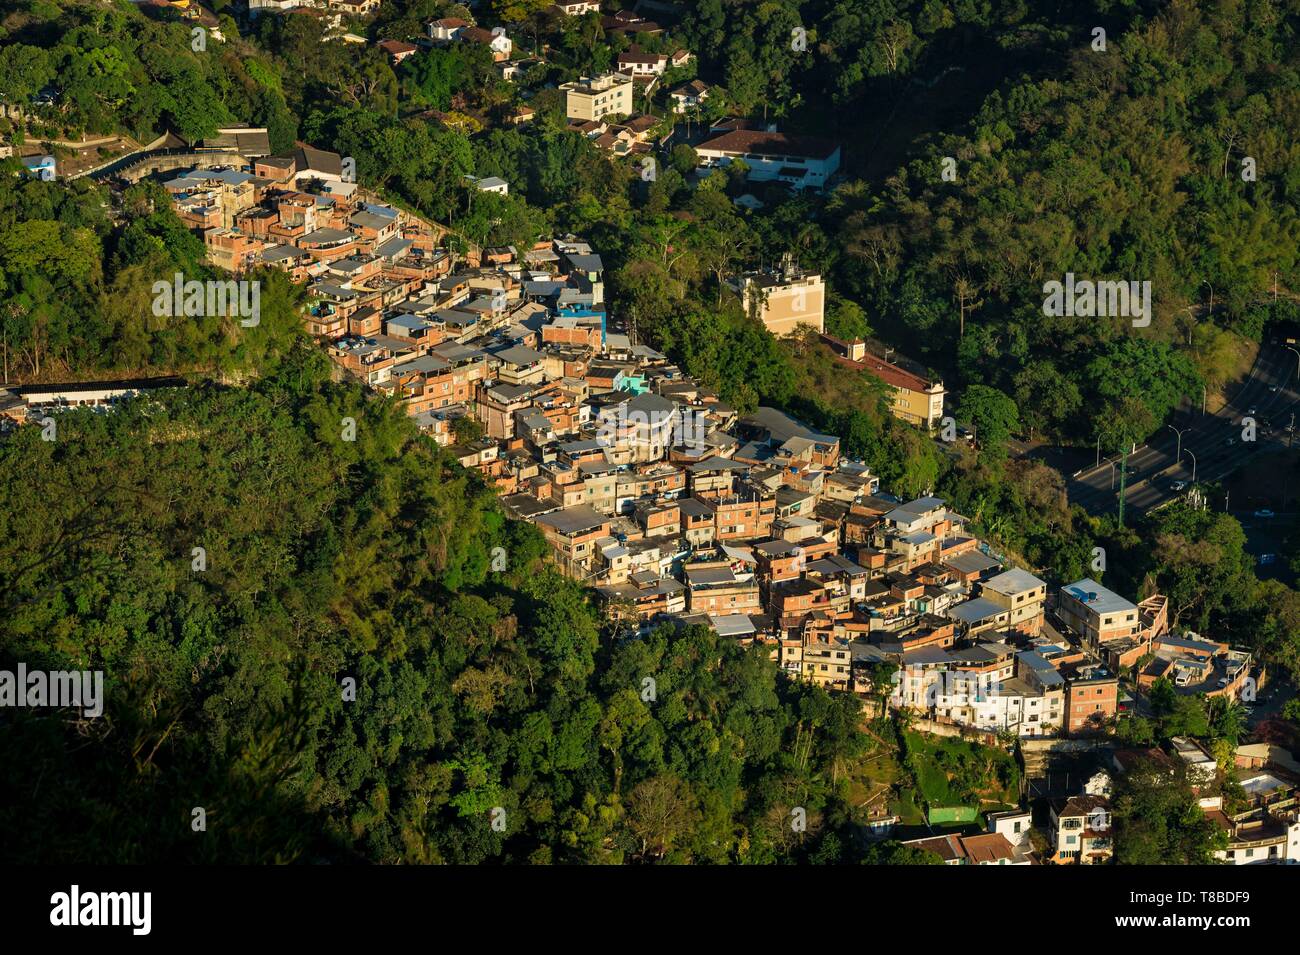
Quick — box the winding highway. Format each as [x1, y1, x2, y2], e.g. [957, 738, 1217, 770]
[1067, 342, 1300, 518]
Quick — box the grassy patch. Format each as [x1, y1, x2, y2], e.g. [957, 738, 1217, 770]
[903, 731, 1020, 811]
[840, 719, 926, 824]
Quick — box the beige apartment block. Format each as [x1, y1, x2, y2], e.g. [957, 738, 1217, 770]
[562, 73, 634, 122]
[824, 337, 946, 429]
[730, 265, 825, 337]
[980, 568, 1048, 635]
[1058, 579, 1140, 649]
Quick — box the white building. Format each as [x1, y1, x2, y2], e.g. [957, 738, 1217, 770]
[669, 79, 710, 114]
[1171, 736, 1218, 785]
[695, 128, 840, 191]
[427, 17, 469, 41]
[248, 0, 317, 13]
[595, 393, 683, 463]
[561, 73, 634, 122]
[465, 175, 509, 195]
[986, 809, 1034, 852]
[552, 0, 600, 14]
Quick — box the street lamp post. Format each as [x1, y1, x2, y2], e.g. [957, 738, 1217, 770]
[1167, 423, 1188, 462]
[1184, 448, 1197, 484]
[1287, 345, 1300, 384]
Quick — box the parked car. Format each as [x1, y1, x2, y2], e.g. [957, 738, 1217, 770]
[1254, 508, 1275, 518]
[1259, 553, 1277, 565]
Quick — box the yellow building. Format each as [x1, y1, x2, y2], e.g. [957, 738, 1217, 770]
[830, 339, 945, 429]
[561, 73, 634, 122]
[730, 261, 825, 337]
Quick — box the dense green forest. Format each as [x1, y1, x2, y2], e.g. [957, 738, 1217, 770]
[0, 353, 882, 863]
[0, 175, 306, 379]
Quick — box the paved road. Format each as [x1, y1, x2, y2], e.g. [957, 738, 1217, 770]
[1245, 680, 1296, 727]
[1067, 343, 1300, 518]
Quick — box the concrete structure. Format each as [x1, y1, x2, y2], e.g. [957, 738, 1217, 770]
[427, 17, 469, 41]
[16, 376, 188, 412]
[1057, 579, 1140, 650]
[821, 336, 945, 428]
[534, 505, 611, 576]
[902, 831, 1025, 865]
[980, 568, 1047, 635]
[378, 39, 420, 64]
[1209, 776, 1300, 864]
[561, 73, 634, 122]
[460, 26, 512, 61]
[465, 175, 509, 195]
[1049, 795, 1112, 864]
[553, 0, 600, 14]
[669, 79, 710, 114]
[986, 809, 1034, 853]
[729, 260, 824, 338]
[1063, 663, 1119, 736]
[695, 128, 840, 191]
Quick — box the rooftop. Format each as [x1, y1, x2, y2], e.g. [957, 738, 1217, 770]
[1061, 579, 1137, 615]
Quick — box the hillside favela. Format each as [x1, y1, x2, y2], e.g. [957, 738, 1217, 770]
[0, 0, 1297, 911]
